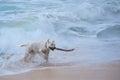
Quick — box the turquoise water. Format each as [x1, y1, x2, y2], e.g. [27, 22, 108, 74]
[0, 0, 120, 76]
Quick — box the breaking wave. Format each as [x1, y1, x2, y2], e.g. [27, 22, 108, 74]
[97, 25, 120, 40]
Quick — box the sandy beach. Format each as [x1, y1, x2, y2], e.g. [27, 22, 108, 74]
[0, 62, 120, 80]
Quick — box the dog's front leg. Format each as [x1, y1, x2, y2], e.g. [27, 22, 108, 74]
[43, 53, 49, 63]
[39, 49, 49, 63]
[38, 52, 48, 63]
[23, 53, 30, 62]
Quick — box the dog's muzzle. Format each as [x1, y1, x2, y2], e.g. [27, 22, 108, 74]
[49, 47, 55, 51]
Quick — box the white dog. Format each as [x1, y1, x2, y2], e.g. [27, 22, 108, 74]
[21, 39, 55, 63]
[21, 39, 74, 63]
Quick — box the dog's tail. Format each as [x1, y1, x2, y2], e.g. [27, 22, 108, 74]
[20, 44, 29, 47]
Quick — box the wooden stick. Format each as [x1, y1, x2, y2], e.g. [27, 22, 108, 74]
[55, 47, 74, 52]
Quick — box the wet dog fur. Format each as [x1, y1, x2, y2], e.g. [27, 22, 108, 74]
[21, 39, 55, 63]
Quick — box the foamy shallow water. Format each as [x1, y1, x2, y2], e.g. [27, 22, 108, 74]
[0, 0, 120, 76]
[0, 38, 120, 76]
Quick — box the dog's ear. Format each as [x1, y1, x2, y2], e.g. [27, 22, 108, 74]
[45, 39, 50, 48]
[47, 39, 50, 43]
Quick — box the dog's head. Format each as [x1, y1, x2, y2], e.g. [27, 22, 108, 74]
[45, 39, 55, 51]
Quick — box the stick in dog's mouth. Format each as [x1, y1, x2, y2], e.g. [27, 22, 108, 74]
[54, 47, 74, 52]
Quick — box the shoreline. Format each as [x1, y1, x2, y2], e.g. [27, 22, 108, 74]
[0, 62, 120, 80]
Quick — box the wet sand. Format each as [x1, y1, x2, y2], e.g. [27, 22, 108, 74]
[0, 62, 120, 80]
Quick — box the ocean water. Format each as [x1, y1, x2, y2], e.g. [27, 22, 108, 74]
[0, 0, 120, 76]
